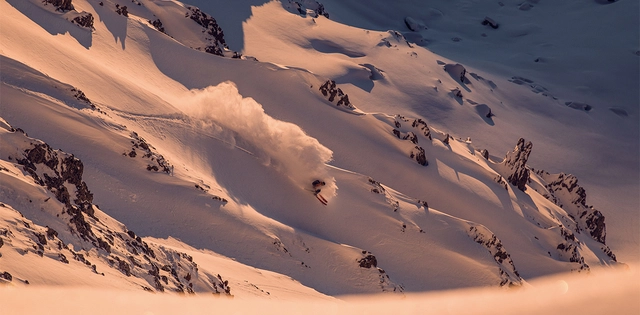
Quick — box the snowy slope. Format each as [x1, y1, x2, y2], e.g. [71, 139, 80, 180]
[0, 0, 637, 305]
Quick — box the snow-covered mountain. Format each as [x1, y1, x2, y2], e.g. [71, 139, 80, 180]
[0, 0, 638, 310]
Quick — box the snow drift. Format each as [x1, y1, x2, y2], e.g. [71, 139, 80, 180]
[180, 82, 337, 197]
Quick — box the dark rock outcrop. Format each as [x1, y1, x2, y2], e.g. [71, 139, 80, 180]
[410, 146, 427, 166]
[0, 271, 12, 282]
[126, 132, 173, 174]
[482, 17, 499, 29]
[149, 19, 165, 34]
[115, 4, 128, 17]
[44, 0, 74, 12]
[358, 252, 377, 268]
[501, 138, 532, 191]
[410, 119, 432, 140]
[186, 6, 228, 57]
[479, 149, 489, 160]
[284, 0, 330, 18]
[71, 13, 94, 29]
[536, 171, 609, 246]
[319, 80, 355, 109]
[467, 225, 522, 286]
[3, 125, 231, 293]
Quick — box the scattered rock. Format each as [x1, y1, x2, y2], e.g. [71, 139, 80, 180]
[283, 0, 330, 18]
[186, 6, 229, 56]
[43, 0, 74, 12]
[0, 271, 12, 282]
[467, 225, 522, 286]
[149, 19, 165, 34]
[358, 254, 377, 268]
[71, 13, 94, 29]
[115, 4, 128, 17]
[319, 80, 355, 109]
[481, 17, 499, 29]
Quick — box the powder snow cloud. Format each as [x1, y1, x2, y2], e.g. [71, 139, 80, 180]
[180, 82, 337, 197]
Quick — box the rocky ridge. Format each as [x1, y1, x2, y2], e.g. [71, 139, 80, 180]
[0, 123, 231, 294]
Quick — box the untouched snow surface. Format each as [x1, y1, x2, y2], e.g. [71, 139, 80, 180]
[0, 0, 638, 310]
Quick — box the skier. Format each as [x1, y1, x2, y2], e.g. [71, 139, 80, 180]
[311, 180, 327, 205]
[312, 179, 325, 195]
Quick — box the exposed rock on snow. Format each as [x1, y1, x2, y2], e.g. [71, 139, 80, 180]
[148, 19, 165, 34]
[0, 271, 12, 282]
[358, 253, 377, 268]
[70, 12, 93, 29]
[319, 80, 355, 109]
[357, 251, 403, 293]
[479, 149, 490, 160]
[481, 17, 499, 29]
[186, 6, 229, 57]
[535, 171, 611, 248]
[282, 0, 330, 19]
[500, 138, 533, 191]
[115, 4, 128, 17]
[125, 132, 173, 175]
[1, 125, 232, 294]
[43, 0, 74, 12]
[392, 115, 429, 166]
[467, 225, 522, 286]
[554, 227, 589, 271]
[410, 146, 428, 166]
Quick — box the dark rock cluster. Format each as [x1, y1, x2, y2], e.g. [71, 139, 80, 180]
[71, 13, 94, 29]
[319, 80, 354, 109]
[501, 138, 532, 191]
[535, 171, 611, 249]
[16, 142, 100, 245]
[43, 0, 74, 12]
[3, 126, 231, 294]
[0, 271, 12, 282]
[125, 132, 173, 174]
[149, 19, 165, 34]
[410, 118, 432, 140]
[285, 0, 330, 18]
[410, 146, 427, 166]
[115, 4, 129, 17]
[392, 115, 430, 166]
[358, 252, 377, 268]
[555, 227, 590, 271]
[186, 6, 228, 57]
[468, 226, 522, 286]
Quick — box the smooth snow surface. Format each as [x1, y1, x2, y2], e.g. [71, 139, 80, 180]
[1, 265, 638, 314]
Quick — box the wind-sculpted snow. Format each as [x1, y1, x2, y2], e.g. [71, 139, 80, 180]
[182, 82, 337, 197]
